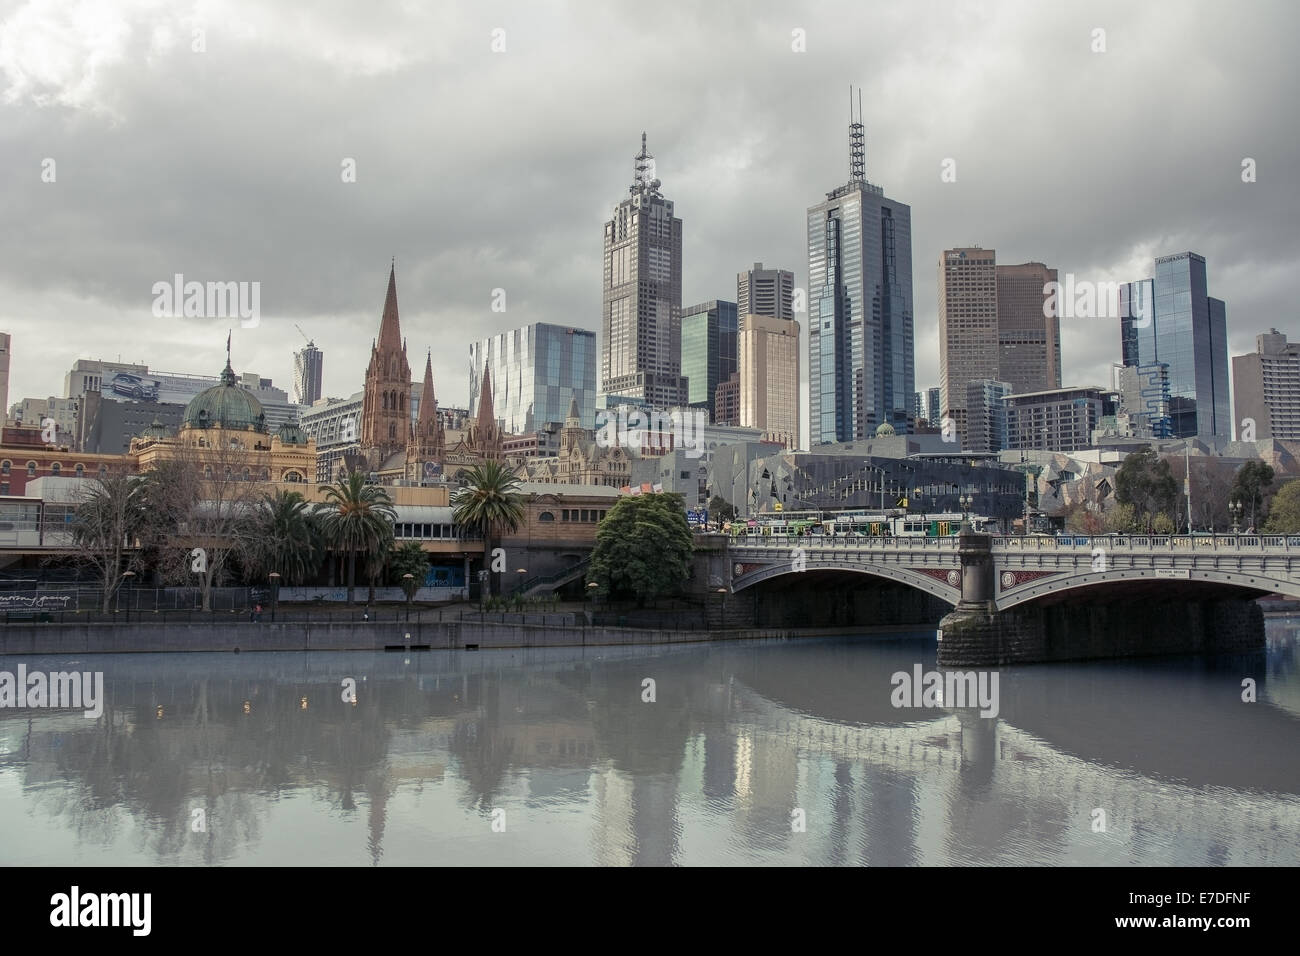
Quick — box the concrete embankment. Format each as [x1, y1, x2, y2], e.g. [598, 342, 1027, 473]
[0, 621, 937, 656]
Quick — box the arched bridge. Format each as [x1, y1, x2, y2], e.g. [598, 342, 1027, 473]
[725, 532, 1300, 611]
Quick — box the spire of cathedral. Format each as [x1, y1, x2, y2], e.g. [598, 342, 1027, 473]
[377, 261, 402, 353]
[476, 364, 496, 436]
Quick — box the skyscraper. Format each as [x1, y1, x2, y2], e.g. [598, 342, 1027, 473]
[469, 322, 597, 433]
[1119, 252, 1230, 439]
[926, 387, 940, 425]
[737, 263, 795, 321]
[680, 300, 737, 419]
[938, 248, 998, 447]
[996, 261, 1060, 393]
[293, 341, 324, 406]
[939, 249, 1060, 447]
[738, 313, 800, 448]
[965, 379, 1012, 454]
[807, 91, 913, 443]
[601, 134, 685, 409]
[1232, 329, 1300, 440]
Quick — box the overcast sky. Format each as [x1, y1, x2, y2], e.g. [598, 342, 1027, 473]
[2, 0, 1296, 443]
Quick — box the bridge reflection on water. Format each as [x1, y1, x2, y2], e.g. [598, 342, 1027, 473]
[1, 621, 1297, 866]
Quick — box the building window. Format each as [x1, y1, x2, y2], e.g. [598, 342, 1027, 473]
[0, 461, 8, 476]
[99, 465, 107, 477]
[51, 463, 61, 476]
[75, 464, 84, 477]
[539, 511, 555, 521]
[26, 462, 36, 478]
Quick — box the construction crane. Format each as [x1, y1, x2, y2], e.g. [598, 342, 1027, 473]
[294, 323, 316, 348]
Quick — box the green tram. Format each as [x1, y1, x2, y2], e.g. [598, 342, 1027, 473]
[727, 509, 988, 538]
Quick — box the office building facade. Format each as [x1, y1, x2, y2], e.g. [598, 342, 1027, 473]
[1233, 329, 1300, 440]
[939, 249, 1059, 448]
[737, 263, 795, 321]
[965, 379, 1012, 454]
[679, 300, 737, 419]
[738, 313, 800, 448]
[294, 343, 324, 406]
[601, 134, 686, 408]
[1119, 252, 1229, 438]
[1005, 386, 1104, 454]
[469, 323, 597, 434]
[807, 96, 913, 443]
[938, 248, 999, 446]
[996, 261, 1060, 393]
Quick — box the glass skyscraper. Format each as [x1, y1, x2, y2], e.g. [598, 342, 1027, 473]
[468, 323, 597, 433]
[1120, 252, 1229, 439]
[807, 95, 913, 443]
[680, 300, 737, 418]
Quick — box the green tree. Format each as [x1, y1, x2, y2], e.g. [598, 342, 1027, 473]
[314, 472, 397, 605]
[241, 489, 320, 585]
[451, 461, 525, 597]
[1230, 460, 1275, 531]
[1115, 447, 1177, 531]
[1264, 479, 1300, 533]
[388, 540, 428, 605]
[708, 495, 736, 524]
[70, 474, 148, 612]
[1151, 512, 1176, 535]
[587, 493, 693, 606]
[1104, 502, 1139, 533]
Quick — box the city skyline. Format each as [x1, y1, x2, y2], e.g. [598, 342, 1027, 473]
[3, 1, 1297, 446]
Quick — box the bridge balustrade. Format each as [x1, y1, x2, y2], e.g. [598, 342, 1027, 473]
[731, 533, 1295, 553]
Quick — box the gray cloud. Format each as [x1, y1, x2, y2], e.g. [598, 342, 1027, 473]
[2, 0, 1295, 436]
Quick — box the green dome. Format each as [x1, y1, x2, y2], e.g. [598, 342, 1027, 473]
[276, 422, 305, 444]
[875, 422, 896, 437]
[139, 417, 171, 440]
[183, 362, 267, 432]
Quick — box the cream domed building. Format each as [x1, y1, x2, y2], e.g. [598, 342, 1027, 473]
[131, 358, 316, 483]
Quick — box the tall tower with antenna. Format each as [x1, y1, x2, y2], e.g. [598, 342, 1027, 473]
[600, 133, 686, 409]
[806, 86, 914, 445]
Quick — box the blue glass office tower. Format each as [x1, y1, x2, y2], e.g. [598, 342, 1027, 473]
[680, 300, 737, 419]
[469, 322, 597, 432]
[807, 93, 913, 443]
[1119, 252, 1229, 439]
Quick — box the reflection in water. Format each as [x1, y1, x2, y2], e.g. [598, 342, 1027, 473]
[1, 622, 1298, 866]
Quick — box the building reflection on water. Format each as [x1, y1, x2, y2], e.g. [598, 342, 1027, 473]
[1, 622, 1297, 866]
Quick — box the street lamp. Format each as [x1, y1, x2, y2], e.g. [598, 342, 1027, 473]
[515, 568, 528, 599]
[268, 571, 280, 623]
[401, 572, 415, 621]
[587, 580, 599, 622]
[959, 493, 974, 529]
[1229, 499, 1242, 535]
[477, 569, 489, 610]
[118, 570, 135, 621]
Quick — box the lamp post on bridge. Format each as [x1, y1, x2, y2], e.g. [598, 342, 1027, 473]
[1229, 499, 1243, 535]
[268, 571, 280, 622]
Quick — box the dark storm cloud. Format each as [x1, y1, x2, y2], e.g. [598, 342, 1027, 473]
[2, 0, 1296, 435]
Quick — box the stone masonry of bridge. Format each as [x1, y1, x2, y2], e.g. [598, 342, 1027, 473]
[715, 530, 1300, 664]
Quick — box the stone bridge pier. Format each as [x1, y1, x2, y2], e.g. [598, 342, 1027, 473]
[937, 527, 1266, 666]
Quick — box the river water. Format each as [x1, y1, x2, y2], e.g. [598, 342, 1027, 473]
[2, 620, 1298, 866]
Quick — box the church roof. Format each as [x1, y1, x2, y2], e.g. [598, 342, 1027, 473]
[183, 360, 266, 432]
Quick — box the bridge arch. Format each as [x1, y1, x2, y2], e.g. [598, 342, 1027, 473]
[732, 563, 960, 607]
[996, 566, 1300, 610]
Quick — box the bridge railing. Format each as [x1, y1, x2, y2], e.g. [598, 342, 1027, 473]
[727, 533, 1299, 552]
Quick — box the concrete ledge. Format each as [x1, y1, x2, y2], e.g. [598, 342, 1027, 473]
[0, 621, 931, 656]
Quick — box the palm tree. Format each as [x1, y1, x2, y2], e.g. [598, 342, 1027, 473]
[451, 461, 525, 597]
[314, 472, 397, 605]
[242, 489, 320, 585]
[389, 540, 428, 609]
